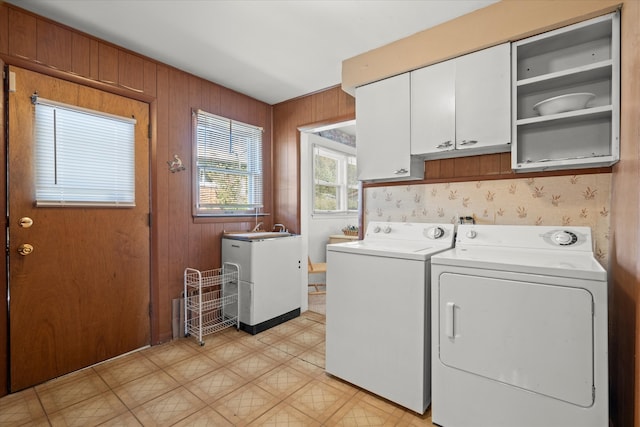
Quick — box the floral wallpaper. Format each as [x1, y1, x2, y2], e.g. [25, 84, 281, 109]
[364, 173, 611, 267]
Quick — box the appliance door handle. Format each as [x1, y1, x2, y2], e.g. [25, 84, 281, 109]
[446, 302, 456, 338]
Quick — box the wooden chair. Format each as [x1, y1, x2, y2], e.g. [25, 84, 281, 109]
[308, 256, 327, 295]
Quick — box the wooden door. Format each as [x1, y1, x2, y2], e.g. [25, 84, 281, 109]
[7, 66, 150, 391]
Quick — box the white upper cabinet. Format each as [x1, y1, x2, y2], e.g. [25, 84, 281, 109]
[411, 43, 511, 158]
[355, 73, 424, 182]
[512, 11, 620, 172]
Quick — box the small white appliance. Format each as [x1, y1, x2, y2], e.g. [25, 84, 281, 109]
[326, 221, 455, 414]
[221, 233, 302, 334]
[431, 225, 608, 427]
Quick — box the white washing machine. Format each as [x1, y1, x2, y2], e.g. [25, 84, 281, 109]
[431, 225, 608, 427]
[326, 221, 455, 414]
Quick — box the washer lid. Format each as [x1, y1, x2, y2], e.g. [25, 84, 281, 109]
[432, 247, 606, 281]
[327, 222, 455, 261]
[328, 240, 451, 261]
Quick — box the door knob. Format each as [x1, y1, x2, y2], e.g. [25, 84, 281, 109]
[19, 217, 33, 228]
[17, 244, 34, 256]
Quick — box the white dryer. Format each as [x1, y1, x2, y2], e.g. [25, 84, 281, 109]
[431, 225, 608, 427]
[326, 221, 455, 414]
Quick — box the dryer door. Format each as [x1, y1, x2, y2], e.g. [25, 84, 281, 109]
[438, 273, 594, 407]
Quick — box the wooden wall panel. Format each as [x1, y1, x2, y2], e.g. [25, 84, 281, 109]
[272, 86, 356, 233]
[609, 1, 640, 425]
[98, 42, 118, 84]
[8, 8, 36, 60]
[36, 20, 72, 71]
[143, 60, 157, 97]
[0, 57, 7, 397]
[0, 6, 9, 54]
[71, 33, 91, 77]
[118, 51, 144, 92]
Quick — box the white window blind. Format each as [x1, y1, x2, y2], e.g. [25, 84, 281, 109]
[33, 96, 136, 207]
[193, 109, 263, 216]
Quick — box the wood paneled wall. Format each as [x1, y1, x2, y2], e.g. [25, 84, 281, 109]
[272, 87, 355, 232]
[0, 3, 273, 397]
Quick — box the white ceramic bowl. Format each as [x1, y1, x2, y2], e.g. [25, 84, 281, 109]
[533, 93, 596, 116]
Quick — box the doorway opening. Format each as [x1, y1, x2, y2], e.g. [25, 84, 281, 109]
[299, 120, 357, 315]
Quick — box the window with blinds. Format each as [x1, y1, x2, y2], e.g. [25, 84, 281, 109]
[33, 96, 136, 207]
[193, 109, 263, 216]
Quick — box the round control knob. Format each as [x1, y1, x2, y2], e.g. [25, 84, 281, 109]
[466, 230, 477, 239]
[426, 226, 445, 239]
[373, 226, 381, 233]
[552, 230, 578, 246]
[383, 226, 392, 234]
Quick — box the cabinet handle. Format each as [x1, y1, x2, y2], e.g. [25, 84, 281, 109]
[459, 139, 478, 146]
[394, 168, 408, 175]
[436, 140, 453, 149]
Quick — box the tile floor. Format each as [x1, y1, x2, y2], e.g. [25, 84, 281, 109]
[0, 309, 434, 426]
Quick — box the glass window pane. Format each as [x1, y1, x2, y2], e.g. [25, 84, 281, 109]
[194, 109, 263, 215]
[34, 100, 136, 207]
[314, 184, 339, 211]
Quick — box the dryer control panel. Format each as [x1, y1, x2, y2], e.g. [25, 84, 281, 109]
[455, 225, 593, 252]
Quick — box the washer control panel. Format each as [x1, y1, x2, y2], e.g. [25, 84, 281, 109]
[365, 221, 454, 244]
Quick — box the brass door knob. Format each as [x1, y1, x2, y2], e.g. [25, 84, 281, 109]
[18, 217, 34, 228]
[17, 244, 34, 256]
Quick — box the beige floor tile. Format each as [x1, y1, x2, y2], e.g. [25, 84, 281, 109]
[264, 320, 304, 339]
[0, 388, 46, 426]
[286, 356, 326, 379]
[286, 329, 324, 349]
[396, 406, 435, 426]
[269, 338, 307, 358]
[193, 331, 232, 349]
[326, 393, 402, 426]
[213, 383, 279, 426]
[131, 387, 205, 427]
[203, 341, 254, 365]
[226, 352, 280, 380]
[172, 406, 234, 426]
[36, 370, 110, 414]
[112, 370, 180, 409]
[94, 352, 160, 388]
[285, 379, 350, 423]
[357, 390, 407, 418]
[297, 348, 325, 370]
[247, 401, 321, 426]
[98, 410, 143, 426]
[164, 353, 221, 383]
[260, 343, 298, 365]
[254, 365, 312, 400]
[47, 390, 128, 427]
[185, 367, 248, 405]
[141, 341, 200, 368]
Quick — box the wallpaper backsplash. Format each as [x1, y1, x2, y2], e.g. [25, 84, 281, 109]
[364, 173, 611, 268]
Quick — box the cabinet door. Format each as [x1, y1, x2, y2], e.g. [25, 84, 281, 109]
[456, 43, 511, 151]
[410, 60, 456, 155]
[356, 74, 418, 181]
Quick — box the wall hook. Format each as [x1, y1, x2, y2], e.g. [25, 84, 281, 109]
[167, 154, 185, 173]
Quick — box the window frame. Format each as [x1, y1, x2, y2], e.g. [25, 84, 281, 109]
[312, 143, 358, 216]
[192, 109, 264, 217]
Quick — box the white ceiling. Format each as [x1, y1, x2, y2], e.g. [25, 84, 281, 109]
[7, 0, 498, 105]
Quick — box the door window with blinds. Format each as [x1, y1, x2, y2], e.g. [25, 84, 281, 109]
[33, 95, 136, 207]
[193, 109, 263, 216]
[313, 145, 358, 214]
